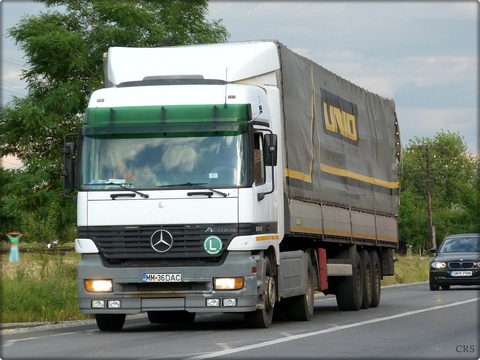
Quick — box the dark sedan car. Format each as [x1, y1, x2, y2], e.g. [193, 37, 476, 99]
[429, 233, 480, 291]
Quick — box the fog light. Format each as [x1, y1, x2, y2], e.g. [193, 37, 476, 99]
[206, 299, 220, 307]
[92, 300, 105, 308]
[213, 277, 244, 290]
[108, 300, 121, 308]
[222, 298, 237, 307]
[85, 279, 113, 292]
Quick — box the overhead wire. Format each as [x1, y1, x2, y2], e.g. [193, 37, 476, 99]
[2, 55, 28, 103]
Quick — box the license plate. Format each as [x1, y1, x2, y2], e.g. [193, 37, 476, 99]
[451, 271, 472, 277]
[142, 273, 182, 282]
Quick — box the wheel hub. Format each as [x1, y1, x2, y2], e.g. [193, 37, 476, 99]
[264, 276, 276, 309]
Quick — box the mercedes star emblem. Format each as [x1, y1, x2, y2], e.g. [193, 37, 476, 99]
[150, 229, 174, 253]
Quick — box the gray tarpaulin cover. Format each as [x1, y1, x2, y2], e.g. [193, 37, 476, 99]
[277, 43, 400, 216]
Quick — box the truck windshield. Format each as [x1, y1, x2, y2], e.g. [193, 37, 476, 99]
[81, 133, 248, 190]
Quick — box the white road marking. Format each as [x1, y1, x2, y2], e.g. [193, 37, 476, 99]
[186, 297, 479, 359]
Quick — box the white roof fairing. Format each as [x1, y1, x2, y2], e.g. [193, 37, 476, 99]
[107, 41, 281, 86]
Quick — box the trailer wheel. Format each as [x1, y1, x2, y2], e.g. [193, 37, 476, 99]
[95, 314, 126, 331]
[148, 311, 196, 323]
[360, 249, 372, 309]
[285, 263, 314, 321]
[369, 250, 381, 307]
[336, 252, 363, 311]
[245, 256, 276, 328]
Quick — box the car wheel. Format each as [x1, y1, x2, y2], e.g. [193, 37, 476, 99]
[429, 278, 439, 291]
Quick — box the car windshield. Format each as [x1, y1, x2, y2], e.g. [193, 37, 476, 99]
[438, 236, 480, 253]
[81, 133, 248, 190]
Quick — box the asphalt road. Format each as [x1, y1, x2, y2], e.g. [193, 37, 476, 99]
[1, 282, 479, 360]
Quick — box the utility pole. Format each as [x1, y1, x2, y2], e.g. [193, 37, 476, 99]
[425, 145, 435, 250]
[406, 145, 447, 250]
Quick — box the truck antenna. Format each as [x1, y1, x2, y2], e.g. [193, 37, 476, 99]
[224, 68, 228, 108]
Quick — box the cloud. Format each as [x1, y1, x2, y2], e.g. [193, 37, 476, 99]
[398, 106, 477, 154]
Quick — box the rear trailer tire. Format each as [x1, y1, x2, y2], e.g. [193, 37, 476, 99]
[285, 264, 314, 321]
[360, 249, 373, 309]
[369, 250, 381, 307]
[245, 257, 276, 328]
[95, 314, 126, 331]
[336, 252, 363, 311]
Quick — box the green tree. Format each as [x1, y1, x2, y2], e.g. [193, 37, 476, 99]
[0, 0, 229, 241]
[399, 130, 479, 250]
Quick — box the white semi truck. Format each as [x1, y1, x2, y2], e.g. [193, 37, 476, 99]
[63, 40, 400, 331]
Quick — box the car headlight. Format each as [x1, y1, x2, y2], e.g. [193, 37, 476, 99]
[431, 261, 446, 269]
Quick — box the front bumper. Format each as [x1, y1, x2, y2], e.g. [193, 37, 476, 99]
[76, 251, 259, 314]
[429, 269, 480, 287]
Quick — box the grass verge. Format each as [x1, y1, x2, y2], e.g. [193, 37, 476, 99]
[1, 250, 90, 323]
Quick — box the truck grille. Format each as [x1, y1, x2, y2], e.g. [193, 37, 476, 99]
[78, 224, 243, 267]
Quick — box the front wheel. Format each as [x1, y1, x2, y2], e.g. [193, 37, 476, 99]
[95, 314, 126, 331]
[429, 278, 440, 291]
[245, 256, 276, 328]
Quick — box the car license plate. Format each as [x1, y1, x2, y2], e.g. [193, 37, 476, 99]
[142, 273, 182, 282]
[451, 271, 472, 277]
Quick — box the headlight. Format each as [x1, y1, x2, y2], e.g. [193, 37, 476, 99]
[85, 279, 113, 292]
[213, 277, 244, 290]
[431, 262, 446, 269]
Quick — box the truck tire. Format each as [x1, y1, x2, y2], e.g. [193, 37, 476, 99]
[285, 264, 314, 321]
[244, 256, 276, 328]
[148, 311, 196, 323]
[95, 313, 126, 331]
[369, 250, 381, 307]
[336, 252, 363, 311]
[360, 249, 372, 309]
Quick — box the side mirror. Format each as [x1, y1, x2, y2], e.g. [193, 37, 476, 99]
[257, 133, 277, 201]
[63, 141, 76, 191]
[263, 134, 277, 166]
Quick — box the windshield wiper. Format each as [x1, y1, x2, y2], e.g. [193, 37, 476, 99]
[157, 182, 228, 197]
[102, 182, 149, 199]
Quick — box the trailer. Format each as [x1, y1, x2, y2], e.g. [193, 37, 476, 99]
[63, 40, 400, 331]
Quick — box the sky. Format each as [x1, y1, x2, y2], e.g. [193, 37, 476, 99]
[1, 1, 478, 169]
